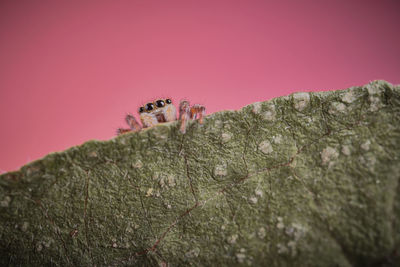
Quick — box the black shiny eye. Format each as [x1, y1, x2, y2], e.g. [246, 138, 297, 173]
[145, 103, 154, 111]
[155, 100, 165, 108]
[138, 107, 144, 113]
[166, 99, 172, 104]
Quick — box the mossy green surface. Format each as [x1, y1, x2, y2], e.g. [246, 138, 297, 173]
[1, 80, 400, 266]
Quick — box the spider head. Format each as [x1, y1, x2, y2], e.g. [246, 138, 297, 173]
[139, 99, 173, 114]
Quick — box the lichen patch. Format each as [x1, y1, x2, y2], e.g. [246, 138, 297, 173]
[221, 132, 232, 142]
[228, 234, 238, 244]
[359, 155, 377, 170]
[112, 238, 118, 248]
[369, 96, 381, 112]
[342, 90, 357, 103]
[214, 120, 223, 128]
[145, 188, 154, 197]
[273, 134, 283, 144]
[153, 128, 168, 140]
[185, 247, 200, 258]
[132, 160, 143, 169]
[287, 240, 298, 256]
[252, 102, 262, 114]
[255, 189, 263, 197]
[88, 151, 98, 157]
[167, 175, 176, 187]
[214, 163, 228, 176]
[341, 145, 351, 156]
[36, 242, 43, 252]
[236, 248, 247, 263]
[257, 227, 266, 239]
[366, 83, 381, 95]
[0, 196, 11, 207]
[249, 196, 258, 204]
[361, 140, 371, 151]
[259, 140, 273, 154]
[236, 253, 246, 263]
[262, 103, 276, 121]
[293, 92, 310, 111]
[329, 102, 346, 114]
[159, 175, 176, 188]
[321, 146, 339, 165]
[277, 243, 288, 254]
[276, 217, 285, 229]
[21, 222, 29, 232]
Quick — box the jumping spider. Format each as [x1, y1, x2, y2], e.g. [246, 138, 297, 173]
[117, 99, 205, 135]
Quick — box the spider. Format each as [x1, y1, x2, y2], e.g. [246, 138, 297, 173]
[117, 99, 206, 135]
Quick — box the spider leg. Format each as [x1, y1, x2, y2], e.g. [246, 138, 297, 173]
[117, 128, 131, 135]
[190, 104, 206, 124]
[126, 114, 142, 131]
[116, 114, 142, 135]
[179, 100, 191, 134]
[140, 112, 159, 128]
[163, 104, 177, 122]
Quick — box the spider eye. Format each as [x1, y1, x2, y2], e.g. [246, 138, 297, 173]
[145, 103, 154, 111]
[155, 100, 165, 108]
[166, 99, 172, 104]
[138, 107, 144, 113]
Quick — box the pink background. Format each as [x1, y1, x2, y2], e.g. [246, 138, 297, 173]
[1, 0, 399, 172]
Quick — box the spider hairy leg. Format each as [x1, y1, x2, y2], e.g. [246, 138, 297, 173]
[125, 114, 142, 132]
[140, 112, 159, 128]
[116, 114, 142, 135]
[116, 128, 131, 135]
[164, 104, 177, 122]
[179, 100, 191, 134]
[179, 101, 206, 134]
[190, 104, 206, 124]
